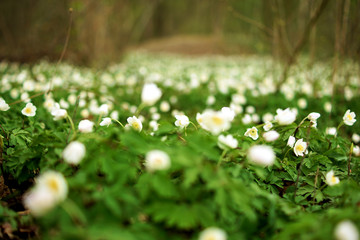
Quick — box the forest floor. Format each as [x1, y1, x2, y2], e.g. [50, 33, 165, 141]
[127, 35, 253, 56]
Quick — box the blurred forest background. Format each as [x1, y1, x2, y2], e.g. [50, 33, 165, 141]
[0, 0, 359, 67]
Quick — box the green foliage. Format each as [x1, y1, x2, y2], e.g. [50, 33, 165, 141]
[1, 55, 360, 239]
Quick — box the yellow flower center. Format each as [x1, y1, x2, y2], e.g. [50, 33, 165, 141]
[296, 145, 304, 152]
[132, 122, 140, 130]
[205, 236, 216, 240]
[25, 107, 32, 114]
[250, 129, 256, 135]
[347, 114, 353, 120]
[47, 179, 59, 192]
[154, 158, 162, 165]
[212, 116, 224, 125]
[331, 176, 337, 183]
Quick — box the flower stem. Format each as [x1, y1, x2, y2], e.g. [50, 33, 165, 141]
[190, 121, 198, 130]
[293, 116, 308, 137]
[135, 103, 146, 116]
[284, 148, 292, 159]
[66, 115, 76, 140]
[111, 118, 125, 128]
[97, 114, 103, 126]
[217, 149, 228, 167]
[335, 121, 344, 137]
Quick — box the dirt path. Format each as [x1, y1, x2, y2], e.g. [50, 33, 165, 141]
[127, 35, 250, 56]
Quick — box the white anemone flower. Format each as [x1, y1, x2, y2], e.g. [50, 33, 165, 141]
[326, 127, 337, 135]
[262, 113, 274, 122]
[100, 117, 112, 127]
[51, 103, 67, 121]
[160, 101, 170, 112]
[352, 133, 360, 144]
[110, 111, 119, 120]
[242, 114, 252, 125]
[199, 227, 227, 240]
[343, 110, 356, 126]
[308, 112, 321, 121]
[274, 108, 296, 125]
[36, 171, 68, 202]
[324, 102, 332, 113]
[248, 145, 275, 167]
[23, 171, 68, 217]
[334, 220, 359, 240]
[325, 170, 340, 186]
[287, 136, 296, 148]
[263, 130, 280, 142]
[149, 120, 159, 131]
[218, 134, 238, 149]
[62, 141, 86, 165]
[78, 119, 94, 133]
[127, 116, 143, 132]
[263, 121, 273, 131]
[21, 102, 37, 117]
[293, 139, 307, 157]
[23, 186, 57, 217]
[206, 95, 216, 105]
[197, 110, 231, 135]
[145, 150, 171, 172]
[352, 145, 360, 157]
[221, 107, 235, 121]
[0, 98, 10, 111]
[141, 83, 162, 106]
[244, 127, 259, 140]
[80, 109, 90, 118]
[174, 115, 190, 129]
[98, 104, 109, 115]
[43, 98, 55, 111]
[298, 98, 307, 109]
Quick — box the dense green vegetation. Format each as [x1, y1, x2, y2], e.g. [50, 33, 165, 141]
[1, 53, 360, 239]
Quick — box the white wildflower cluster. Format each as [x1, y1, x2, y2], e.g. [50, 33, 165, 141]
[1, 54, 360, 238]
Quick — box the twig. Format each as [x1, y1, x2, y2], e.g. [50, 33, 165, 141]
[348, 143, 353, 177]
[312, 165, 320, 204]
[57, 8, 73, 66]
[275, 0, 330, 91]
[0, 123, 8, 141]
[66, 95, 81, 143]
[47, 8, 74, 94]
[0, 135, 13, 194]
[228, 6, 273, 37]
[9, 92, 45, 106]
[293, 117, 308, 137]
[72, 95, 81, 120]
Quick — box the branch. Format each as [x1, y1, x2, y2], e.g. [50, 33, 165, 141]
[228, 6, 273, 37]
[275, 0, 330, 91]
